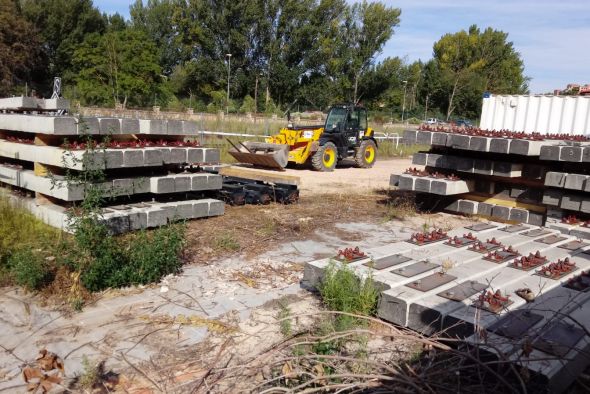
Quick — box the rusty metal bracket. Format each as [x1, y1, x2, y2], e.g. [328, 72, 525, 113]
[406, 273, 457, 292]
[364, 254, 411, 270]
[438, 281, 487, 301]
[489, 310, 544, 339]
[392, 261, 437, 277]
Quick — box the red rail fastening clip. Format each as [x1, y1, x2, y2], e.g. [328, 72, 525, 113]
[538, 258, 576, 279]
[337, 246, 366, 261]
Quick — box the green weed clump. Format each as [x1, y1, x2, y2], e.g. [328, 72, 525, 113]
[7, 249, 52, 291]
[319, 262, 379, 329]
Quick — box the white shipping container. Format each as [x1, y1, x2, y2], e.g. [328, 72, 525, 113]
[480, 94, 590, 135]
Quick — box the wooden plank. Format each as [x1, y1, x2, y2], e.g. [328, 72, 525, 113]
[219, 165, 301, 186]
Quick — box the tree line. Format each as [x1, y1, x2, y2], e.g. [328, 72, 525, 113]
[2, 0, 528, 120]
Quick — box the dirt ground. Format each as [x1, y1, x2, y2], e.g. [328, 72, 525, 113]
[282, 158, 416, 195]
[3, 159, 479, 393]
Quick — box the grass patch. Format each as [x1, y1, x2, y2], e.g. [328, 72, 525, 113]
[378, 142, 429, 159]
[277, 301, 292, 337]
[319, 262, 379, 329]
[214, 231, 241, 252]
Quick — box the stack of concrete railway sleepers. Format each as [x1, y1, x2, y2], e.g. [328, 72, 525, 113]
[398, 126, 590, 237]
[303, 222, 590, 391]
[0, 97, 224, 233]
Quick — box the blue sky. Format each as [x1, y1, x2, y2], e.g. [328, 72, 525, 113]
[95, 0, 590, 94]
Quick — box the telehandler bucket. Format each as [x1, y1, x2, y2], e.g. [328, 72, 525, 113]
[227, 140, 290, 170]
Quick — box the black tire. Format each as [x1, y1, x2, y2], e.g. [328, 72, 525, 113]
[354, 139, 377, 168]
[311, 142, 338, 172]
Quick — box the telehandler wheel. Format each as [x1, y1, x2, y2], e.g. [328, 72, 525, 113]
[311, 142, 337, 172]
[354, 139, 377, 168]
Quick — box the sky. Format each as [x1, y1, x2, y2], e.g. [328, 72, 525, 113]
[95, 0, 590, 94]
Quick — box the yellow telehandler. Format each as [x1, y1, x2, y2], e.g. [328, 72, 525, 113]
[228, 104, 377, 171]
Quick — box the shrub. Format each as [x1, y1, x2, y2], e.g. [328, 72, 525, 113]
[319, 262, 379, 317]
[8, 249, 51, 291]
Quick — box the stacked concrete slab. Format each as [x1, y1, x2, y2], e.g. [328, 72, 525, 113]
[303, 222, 590, 392]
[0, 98, 224, 233]
[398, 128, 590, 232]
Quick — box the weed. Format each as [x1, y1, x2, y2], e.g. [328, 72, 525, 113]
[277, 302, 292, 337]
[319, 262, 379, 325]
[214, 231, 240, 252]
[79, 356, 99, 390]
[8, 249, 51, 291]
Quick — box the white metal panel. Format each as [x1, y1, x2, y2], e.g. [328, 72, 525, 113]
[481, 94, 590, 135]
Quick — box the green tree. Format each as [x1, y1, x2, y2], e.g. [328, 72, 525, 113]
[0, 0, 43, 95]
[339, 1, 400, 102]
[73, 28, 163, 107]
[21, 0, 105, 87]
[432, 25, 527, 120]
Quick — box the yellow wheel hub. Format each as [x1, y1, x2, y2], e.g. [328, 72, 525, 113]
[323, 148, 336, 167]
[365, 145, 375, 163]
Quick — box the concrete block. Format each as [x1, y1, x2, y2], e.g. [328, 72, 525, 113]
[489, 138, 510, 154]
[112, 179, 134, 194]
[416, 131, 432, 145]
[430, 179, 472, 195]
[128, 211, 147, 231]
[431, 132, 447, 146]
[173, 202, 195, 220]
[560, 194, 583, 211]
[187, 148, 204, 163]
[583, 200, 590, 214]
[426, 153, 447, 168]
[207, 199, 225, 216]
[38, 98, 70, 110]
[583, 147, 590, 162]
[564, 174, 588, 190]
[398, 175, 415, 190]
[389, 174, 399, 187]
[166, 120, 184, 135]
[123, 150, 144, 167]
[510, 186, 526, 198]
[545, 172, 567, 188]
[174, 175, 191, 192]
[414, 178, 431, 193]
[527, 212, 544, 226]
[540, 145, 561, 161]
[150, 177, 175, 194]
[121, 119, 140, 134]
[193, 200, 209, 218]
[445, 200, 459, 212]
[411, 152, 428, 166]
[132, 178, 150, 194]
[169, 148, 187, 163]
[203, 148, 220, 163]
[508, 208, 529, 223]
[98, 118, 121, 134]
[79, 117, 100, 134]
[469, 136, 491, 152]
[146, 208, 168, 227]
[509, 140, 546, 156]
[104, 151, 123, 169]
[492, 162, 523, 178]
[491, 205, 510, 220]
[103, 214, 130, 234]
[181, 120, 198, 135]
[458, 200, 478, 215]
[542, 189, 562, 206]
[560, 146, 583, 162]
[139, 119, 167, 134]
[403, 130, 417, 144]
[0, 96, 39, 109]
[446, 134, 470, 150]
[143, 149, 164, 166]
[473, 159, 493, 175]
[455, 157, 474, 173]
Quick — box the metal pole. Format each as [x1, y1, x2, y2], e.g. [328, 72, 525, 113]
[402, 80, 408, 123]
[226, 54, 232, 115]
[254, 74, 259, 118]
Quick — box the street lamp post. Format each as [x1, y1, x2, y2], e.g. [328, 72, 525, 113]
[401, 80, 408, 123]
[226, 53, 232, 115]
[254, 73, 259, 117]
